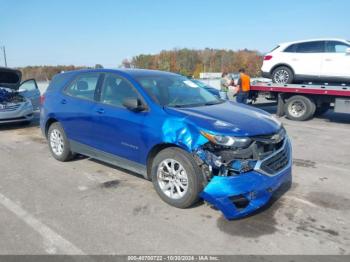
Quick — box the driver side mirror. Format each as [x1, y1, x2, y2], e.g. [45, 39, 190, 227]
[122, 97, 146, 112]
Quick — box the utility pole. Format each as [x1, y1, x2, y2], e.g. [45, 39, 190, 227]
[3, 46, 7, 67]
[1, 46, 7, 67]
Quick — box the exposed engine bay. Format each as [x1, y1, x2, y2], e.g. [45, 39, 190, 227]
[0, 87, 26, 105]
[194, 128, 288, 182]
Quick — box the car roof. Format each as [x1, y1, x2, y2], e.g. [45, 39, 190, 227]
[279, 38, 349, 47]
[59, 68, 180, 78]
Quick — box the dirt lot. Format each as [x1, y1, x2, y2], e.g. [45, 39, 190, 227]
[0, 106, 349, 255]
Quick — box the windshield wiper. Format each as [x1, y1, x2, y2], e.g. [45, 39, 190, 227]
[170, 103, 204, 108]
[204, 100, 223, 106]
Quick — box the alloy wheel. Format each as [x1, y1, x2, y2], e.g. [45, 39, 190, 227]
[274, 69, 290, 84]
[50, 129, 64, 156]
[157, 159, 189, 200]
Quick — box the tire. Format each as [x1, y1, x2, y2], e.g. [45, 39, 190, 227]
[151, 147, 203, 209]
[315, 103, 330, 116]
[272, 66, 294, 84]
[47, 122, 75, 161]
[284, 95, 316, 121]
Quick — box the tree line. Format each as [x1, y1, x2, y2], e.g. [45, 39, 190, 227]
[17, 65, 102, 81]
[124, 48, 263, 78]
[17, 48, 263, 81]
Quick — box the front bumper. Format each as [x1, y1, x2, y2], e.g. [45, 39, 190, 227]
[200, 138, 292, 219]
[0, 103, 34, 124]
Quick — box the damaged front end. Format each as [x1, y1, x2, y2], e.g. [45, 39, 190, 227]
[0, 87, 33, 123]
[194, 128, 292, 219]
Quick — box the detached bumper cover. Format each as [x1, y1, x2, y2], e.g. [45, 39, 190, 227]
[200, 138, 292, 220]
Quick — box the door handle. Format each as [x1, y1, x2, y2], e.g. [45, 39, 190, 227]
[96, 108, 105, 114]
[61, 99, 67, 104]
[325, 58, 332, 62]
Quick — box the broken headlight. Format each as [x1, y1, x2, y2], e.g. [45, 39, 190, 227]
[201, 131, 252, 148]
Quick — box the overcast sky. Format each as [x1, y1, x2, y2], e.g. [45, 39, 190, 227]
[0, 0, 349, 67]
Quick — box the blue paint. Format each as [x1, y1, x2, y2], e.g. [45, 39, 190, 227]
[41, 69, 291, 220]
[200, 167, 292, 219]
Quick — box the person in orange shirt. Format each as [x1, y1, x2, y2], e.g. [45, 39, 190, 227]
[236, 68, 251, 104]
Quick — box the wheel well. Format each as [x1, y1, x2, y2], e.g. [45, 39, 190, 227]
[45, 118, 58, 138]
[270, 64, 295, 76]
[146, 143, 182, 180]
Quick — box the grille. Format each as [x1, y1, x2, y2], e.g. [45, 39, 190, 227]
[0, 104, 21, 112]
[259, 142, 290, 175]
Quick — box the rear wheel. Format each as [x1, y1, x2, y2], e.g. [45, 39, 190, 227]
[48, 122, 75, 161]
[284, 95, 316, 121]
[151, 147, 203, 208]
[272, 66, 294, 84]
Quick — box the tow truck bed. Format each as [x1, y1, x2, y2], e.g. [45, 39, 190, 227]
[250, 82, 350, 121]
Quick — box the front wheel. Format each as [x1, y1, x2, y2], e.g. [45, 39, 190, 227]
[272, 66, 294, 84]
[151, 147, 203, 209]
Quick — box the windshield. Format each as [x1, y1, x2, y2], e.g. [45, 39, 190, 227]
[191, 79, 207, 88]
[135, 74, 222, 108]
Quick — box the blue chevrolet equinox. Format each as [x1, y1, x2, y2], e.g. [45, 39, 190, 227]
[40, 69, 292, 219]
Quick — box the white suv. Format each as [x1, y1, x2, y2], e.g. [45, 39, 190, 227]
[261, 39, 350, 84]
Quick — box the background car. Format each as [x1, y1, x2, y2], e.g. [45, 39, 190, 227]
[261, 39, 350, 84]
[190, 79, 221, 98]
[0, 67, 40, 124]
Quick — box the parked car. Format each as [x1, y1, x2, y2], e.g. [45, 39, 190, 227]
[261, 39, 350, 84]
[190, 79, 220, 98]
[0, 67, 40, 124]
[40, 69, 292, 219]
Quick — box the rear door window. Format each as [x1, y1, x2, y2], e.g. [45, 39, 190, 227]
[65, 73, 101, 101]
[295, 41, 325, 53]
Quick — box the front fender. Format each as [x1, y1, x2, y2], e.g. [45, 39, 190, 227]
[161, 118, 208, 152]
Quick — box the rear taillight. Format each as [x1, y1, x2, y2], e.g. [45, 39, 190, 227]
[40, 95, 45, 105]
[264, 55, 273, 61]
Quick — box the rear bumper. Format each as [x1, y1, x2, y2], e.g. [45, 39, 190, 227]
[200, 138, 292, 219]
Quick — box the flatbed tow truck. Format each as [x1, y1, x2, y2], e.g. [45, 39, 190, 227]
[250, 82, 350, 121]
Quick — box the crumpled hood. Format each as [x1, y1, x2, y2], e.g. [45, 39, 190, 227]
[164, 101, 282, 136]
[0, 67, 22, 90]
